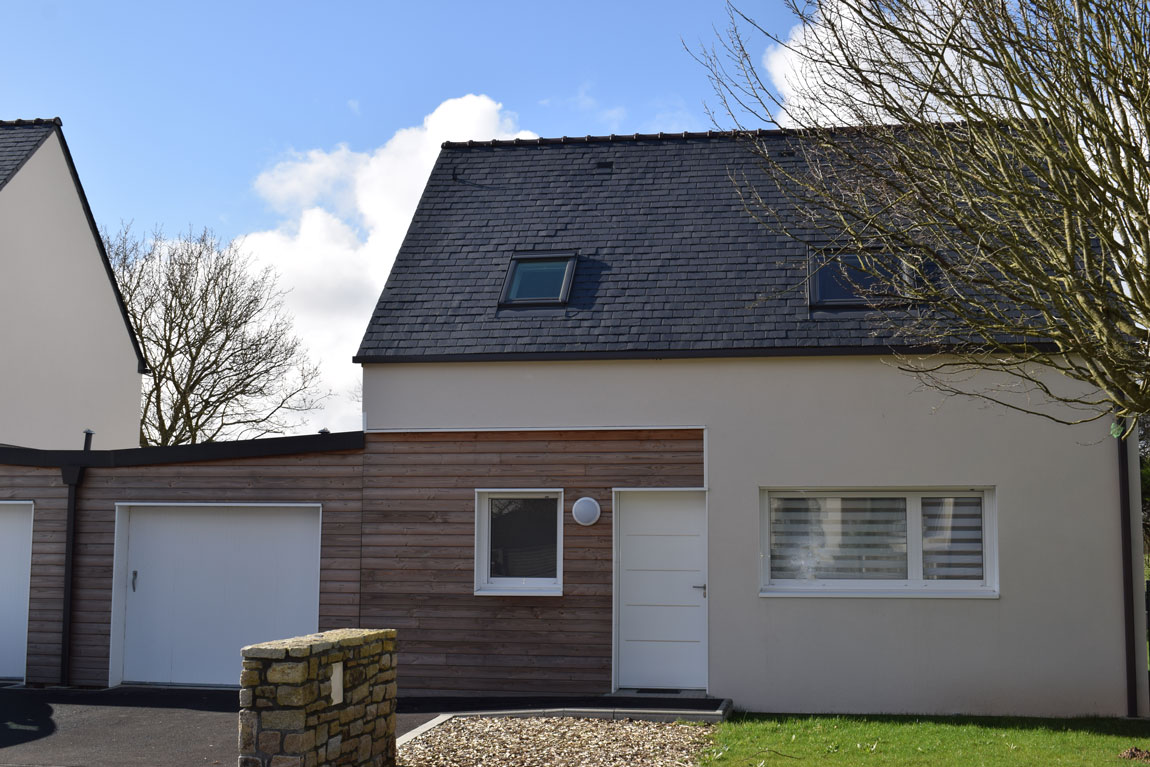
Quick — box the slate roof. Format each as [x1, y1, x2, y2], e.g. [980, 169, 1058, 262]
[355, 131, 910, 363]
[0, 118, 59, 193]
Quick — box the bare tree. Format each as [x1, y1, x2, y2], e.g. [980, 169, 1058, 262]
[698, 0, 1150, 428]
[106, 225, 326, 445]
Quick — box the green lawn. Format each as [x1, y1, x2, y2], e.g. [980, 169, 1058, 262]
[703, 714, 1150, 766]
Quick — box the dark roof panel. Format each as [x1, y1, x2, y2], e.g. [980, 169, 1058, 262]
[355, 133, 904, 362]
[0, 118, 58, 192]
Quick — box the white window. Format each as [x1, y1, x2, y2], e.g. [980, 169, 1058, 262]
[760, 489, 997, 598]
[475, 490, 563, 596]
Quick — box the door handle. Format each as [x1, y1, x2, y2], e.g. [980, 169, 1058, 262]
[692, 584, 707, 598]
[132, 570, 138, 592]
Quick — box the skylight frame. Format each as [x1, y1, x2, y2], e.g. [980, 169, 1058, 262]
[499, 252, 578, 306]
[809, 250, 877, 309]
[808, 246, 912, 310]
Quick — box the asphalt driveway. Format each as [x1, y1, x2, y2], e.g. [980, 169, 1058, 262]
[0, 686, 437, 767]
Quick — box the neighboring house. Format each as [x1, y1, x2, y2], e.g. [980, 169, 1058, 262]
[0, 131, 1143, 719]
[0, 118, 146, 451]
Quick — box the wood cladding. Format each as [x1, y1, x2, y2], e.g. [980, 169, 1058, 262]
[1, 465, 67, 685]
[360, 430, 703, 694]
[6, 451, 364, 687]
[3, 429, 703, 693]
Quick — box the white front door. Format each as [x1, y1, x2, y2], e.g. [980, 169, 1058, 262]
[121, 505, 320, 686]
[0, 502, 33, 680]
[616, 490, 707, 690]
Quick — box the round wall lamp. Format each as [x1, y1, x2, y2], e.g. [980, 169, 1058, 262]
[571, 497, 601, 526]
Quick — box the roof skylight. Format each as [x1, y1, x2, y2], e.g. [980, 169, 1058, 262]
[499, 253, 577, 306]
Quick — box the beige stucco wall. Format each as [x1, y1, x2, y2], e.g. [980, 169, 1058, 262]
[364, 357, 1148, 716]
[0, 132, 141, 449]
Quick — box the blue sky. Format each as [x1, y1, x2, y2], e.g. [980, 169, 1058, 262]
[3, 1, 798, 432]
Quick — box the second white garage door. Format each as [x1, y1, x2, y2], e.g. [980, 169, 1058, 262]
[118, 504, 320, 686]
[0, 502, 33, 681]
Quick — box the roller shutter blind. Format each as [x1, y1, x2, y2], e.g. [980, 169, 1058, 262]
[922, 497, 984, 580]
[769, 497, 908, 580]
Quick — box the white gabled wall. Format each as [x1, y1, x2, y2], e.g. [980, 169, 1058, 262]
[363, 356, 1148, 716]
[0, 132, 141, 449]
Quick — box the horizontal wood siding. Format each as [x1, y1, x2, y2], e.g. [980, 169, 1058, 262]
[1, 465, 67, 684]
[2, 450, 364, 687]
[361, 430, 704, 694]
[3, 429, 703, 694]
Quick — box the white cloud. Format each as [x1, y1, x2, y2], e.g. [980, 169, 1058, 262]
[598, 107, 627, 133]
[761, 2, 886, 127]
[762, 15, 837, 127]
[641, 96, 700, 134]
[573, 83, 598, 112]
[254, 145, 368, 220]
[242, 94, 536, 434]
[543, 83, 628, 133]
[762, 2, 963, 127]
[548, 85, 701, 135]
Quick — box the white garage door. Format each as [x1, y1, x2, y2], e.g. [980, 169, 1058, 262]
[121, 504, 320, 686]
[0, 502, 33, 680]
[617, 490, 707, 690]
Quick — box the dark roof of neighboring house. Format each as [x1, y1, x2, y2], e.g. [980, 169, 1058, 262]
[354, 130, 914, 364]
[0, 118, 58, 192]
[0, 118, 149, 374]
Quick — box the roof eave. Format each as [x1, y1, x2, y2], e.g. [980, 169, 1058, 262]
[0, 430, 365, 468]
[352, 344, 975, 365]
[52, 123, 151, 374]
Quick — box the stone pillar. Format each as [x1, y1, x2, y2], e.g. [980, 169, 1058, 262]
[238, 629, 397, 767]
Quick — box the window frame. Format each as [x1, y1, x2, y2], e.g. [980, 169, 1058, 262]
[474, 489, 564, 596]
[808, 247, 912, 310]
[809, 251, 874, 308]
[499, 252, 578, 306]
[759, 488, 998, 598]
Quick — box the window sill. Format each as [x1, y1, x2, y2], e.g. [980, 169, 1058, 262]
[759, 587, 999, 600]
[475, 587, 563, 597]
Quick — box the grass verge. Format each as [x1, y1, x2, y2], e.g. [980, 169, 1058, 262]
[704, 714, 1150, 766]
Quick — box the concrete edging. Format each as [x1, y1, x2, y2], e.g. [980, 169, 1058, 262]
[453, 702, 732, 723]
[397, 714, 456, 747]
[396, 699, 732, 747]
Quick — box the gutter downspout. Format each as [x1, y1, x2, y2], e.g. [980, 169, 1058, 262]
[58, 429, 93, 686]
[59, 464, 84, 686]
[1118, 426, 1138, 717]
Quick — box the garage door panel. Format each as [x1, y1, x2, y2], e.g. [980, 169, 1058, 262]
[122, 505, 320, 686]
[0, 503, 34, 679]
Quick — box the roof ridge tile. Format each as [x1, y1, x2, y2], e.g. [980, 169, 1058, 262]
[0, 117, 62, 127]
[440, 128, 783, 150]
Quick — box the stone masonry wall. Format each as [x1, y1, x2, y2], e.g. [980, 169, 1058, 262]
[239, 629, 397, 767]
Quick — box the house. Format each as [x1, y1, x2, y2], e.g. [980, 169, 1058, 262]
[355, 131, 1147, 716]
[0, 118, 146, 451]
[0, 131, 1144, 718]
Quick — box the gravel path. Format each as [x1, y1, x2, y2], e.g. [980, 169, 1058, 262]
[399, 715, 713, 767]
